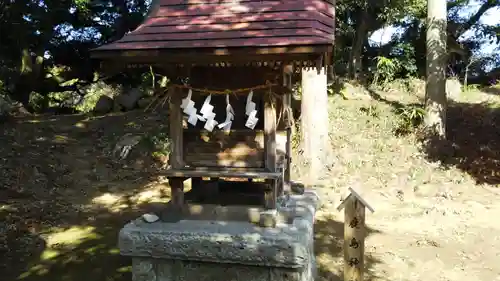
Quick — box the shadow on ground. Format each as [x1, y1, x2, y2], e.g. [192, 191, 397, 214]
[0, 111, 171, 280]
[422, 101, 500, 185]
[1, 205, 384, 281]
[0, 207, 137, 281]
[314, 216, 383, 281]
[0, 111, 171, 207]
[482, 86, 500, 96]
[360, 87, 500, 185]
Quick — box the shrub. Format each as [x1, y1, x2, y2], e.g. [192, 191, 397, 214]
[77, 81, 122, 113]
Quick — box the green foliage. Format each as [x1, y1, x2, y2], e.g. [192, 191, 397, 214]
[47, 91, 78, 108]
[390, 43, 418, 77]
[291, 122, 302, 154]
[380, 0, 426, 22]
[143, 132, 172, 158]
[0, 82, 13, 115]
[76, 81, 121, 113]
[328, 82, 349, 99]
[393, 104, 426, 135]
[372, 56, 399, 87]
[28, 92, 48, 113]
[462, 84, 481, 92]
[73, 0, 90, 10]
[139, 67, 170, 95]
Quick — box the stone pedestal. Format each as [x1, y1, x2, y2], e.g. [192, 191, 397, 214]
[119, 190, 319, 281]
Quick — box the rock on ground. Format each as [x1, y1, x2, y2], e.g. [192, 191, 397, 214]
[94, 95, 114, 114]
[0, 96, 12, 116]
[116, 88, 144, 111]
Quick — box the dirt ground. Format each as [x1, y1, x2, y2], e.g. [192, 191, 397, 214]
[1, 82, 499, 281]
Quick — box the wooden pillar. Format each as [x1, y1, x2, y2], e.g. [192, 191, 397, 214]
[264, 92, 277, 209]
[168, 86, 185, 207]
[169, 86, 184, 168]
[301, 66, 332, 184]
[169, 178, 184, 208]
[282, 64, 294, 194]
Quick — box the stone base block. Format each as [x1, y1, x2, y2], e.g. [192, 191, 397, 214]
[132, 257, 316, 281]
[120, 190, 319, 281]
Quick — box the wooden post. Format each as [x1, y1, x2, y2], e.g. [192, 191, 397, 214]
[264, 91, 277, 209]
[169, 86, 184, 168]
[168, 86, 185, 208]
[169, 178, 184, 208]
[337, 188, 374, 281]
[300, 66, 332, 184]
[282, 64, 293, 194]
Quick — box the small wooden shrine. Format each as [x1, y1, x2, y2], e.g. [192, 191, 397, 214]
[91, 0, 334, 226]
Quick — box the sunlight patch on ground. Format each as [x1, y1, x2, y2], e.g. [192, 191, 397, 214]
[51, 134, 77, 143]
[40, 249, 60, 260]
[316, 256, 343, 281]
[17, 226, 102, 279]
[24, 118, 58, 124]
[17, 225, 125, 280]
[91, 193, 129, 212]
[74, 122, 86, 128]
[1, 203, 16, 212]
[18, 264, 50, 279]
[92, 193, 124, 206]
[45, 226, 99, 248]
[90, 183, 171, 212]
[129, 184, 169, 204]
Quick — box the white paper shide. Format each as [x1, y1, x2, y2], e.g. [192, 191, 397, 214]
[245, 90, 259, 129]
[200, 94, 218, 132]
[180, 89, 204, 126]
[217, 94, 235, 132]
[179, 88, 260, 132]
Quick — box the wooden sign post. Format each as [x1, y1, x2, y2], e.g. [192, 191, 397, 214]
[337, 187, 374, 281]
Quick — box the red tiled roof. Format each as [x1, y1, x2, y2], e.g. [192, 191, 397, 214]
[92, 0, 335, 57]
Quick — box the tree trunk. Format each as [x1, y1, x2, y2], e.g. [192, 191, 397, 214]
[300, 67, 333, 184]
[348, 9, 369, 79]
[424, 0, 447, 139]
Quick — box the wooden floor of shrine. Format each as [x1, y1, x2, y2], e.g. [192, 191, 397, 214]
[161, 179, 292, 225]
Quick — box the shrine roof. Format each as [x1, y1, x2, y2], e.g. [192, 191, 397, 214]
[91, 0, 335, 64]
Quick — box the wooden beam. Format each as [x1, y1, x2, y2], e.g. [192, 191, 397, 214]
[90, 45, 333, 63]
[161, 168, 281, 179]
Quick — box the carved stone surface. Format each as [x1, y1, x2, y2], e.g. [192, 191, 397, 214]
[132, 258, 156, 281]
[121, 190, 319, 281]
[131, 255, 317, 281]
[156, 259, 270, 281]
